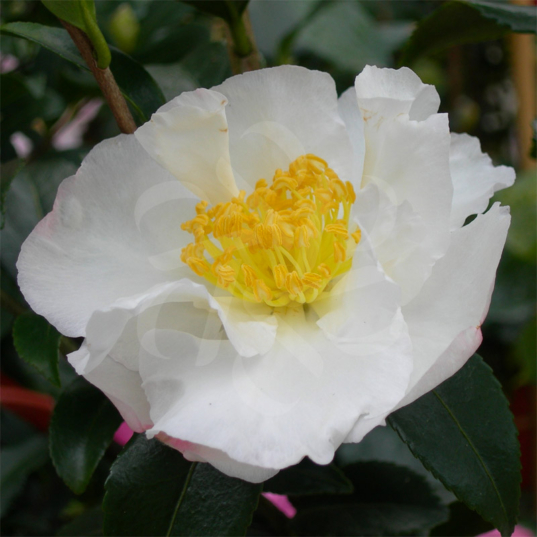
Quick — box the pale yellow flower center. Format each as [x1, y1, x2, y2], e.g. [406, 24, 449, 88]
[180, 154, 361, 307]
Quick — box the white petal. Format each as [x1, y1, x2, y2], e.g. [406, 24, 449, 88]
[449, 133, 515, 229]
[68, 345, 152, 433]
[155, 434, 278, 483]
[396, 325, 483, 409]
[352, 182, 431, 305]
[312, 236, 410, 359]
[343, 415, 387, 444]
[135, 88, 239, 204]
[17, 134, 197, 337]
[73, 279, 276, 376]
[213, 65, 358, 191]
[141, 305, 412, 473]
[358, 103, 452, 303]
[337, 87, 365, 189]
[401, 203, 510, 403]
[355, 65, 440, 121]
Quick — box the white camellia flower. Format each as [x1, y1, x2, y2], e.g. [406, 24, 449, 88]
[17, 65, 514, 483]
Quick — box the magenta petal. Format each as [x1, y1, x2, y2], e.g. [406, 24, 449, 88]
[113, 421, 134, 446]
[262, 492, 297, 519]
[478, 527, 535, 537]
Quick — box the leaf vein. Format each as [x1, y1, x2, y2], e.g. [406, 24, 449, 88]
[433, 390, 508, 522]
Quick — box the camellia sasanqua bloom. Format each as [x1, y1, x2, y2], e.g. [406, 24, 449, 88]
[17, 65, 515, 483]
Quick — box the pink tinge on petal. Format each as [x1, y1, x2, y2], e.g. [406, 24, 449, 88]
[113, 421, 134, 446]
[478, 527, 535, 537]
[262, 492, 297, 519]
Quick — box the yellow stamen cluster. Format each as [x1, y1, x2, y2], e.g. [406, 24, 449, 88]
[180, 154, 361, 307]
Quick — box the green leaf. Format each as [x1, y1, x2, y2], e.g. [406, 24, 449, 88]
[41, 0, 111, 68]
[400, 0, 537, 65]
[108, 46, 166, 121]
[289, 461, 449, 536]
[182, 1, 251, 56]
[0, 156, 78, 279]
[1, 435, 49, 517]
[264, 458, 353, 496]
[336, 423, 455, 505]
[1, 22, 165, 121]
[293, 2, 410, 73]
[41, 0, 97, 31]
[103, 435, 262, 536]
[49, 377, 122, 494]
[13, 312, 62, 387]
[388, 355, 521, 537]
[182, 1, 249, 23]
[179, 41, 232, 88]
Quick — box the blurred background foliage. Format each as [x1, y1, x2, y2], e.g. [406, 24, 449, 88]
[0, 1, 535, 536]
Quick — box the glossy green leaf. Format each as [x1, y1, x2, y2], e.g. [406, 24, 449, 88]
[41, 0, 96, 31]
[0, 22, 165, 121]
[289, 461, 449, 536]
[401, 0, 537, 65]
[103, 435, 262, 536]
[41, 0, 111, 68]
[13, 312, 62, 387]
[388, 355, 521, 537]
[264, 458, 353, 496]
[50, 377, 122, 494]
[1, 435, 49, 517]
[108, 46, 166, 121]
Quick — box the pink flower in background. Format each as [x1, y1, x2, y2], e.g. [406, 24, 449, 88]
[478, 527, 535, 537]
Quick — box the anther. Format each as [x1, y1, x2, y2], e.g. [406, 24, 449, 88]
[333, 242, 346, 263]
[253, 279, 272, 302]
[273, 264, 288, 289]
[352, 229, 362, 243]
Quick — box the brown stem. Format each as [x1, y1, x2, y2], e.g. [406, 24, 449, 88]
[62, 21, 136, 134]
[223, 9, 261, 75]
[509, 0, 536, 170]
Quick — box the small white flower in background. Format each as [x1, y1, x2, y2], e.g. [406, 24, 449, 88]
[17, 65, 515, 483]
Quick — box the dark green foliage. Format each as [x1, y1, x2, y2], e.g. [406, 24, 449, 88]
[401, 0, 537, 65]
[1, 434, 49, 517]
[103, 435, 262, 536]
[182, 1, 249, 24]
[289, 462, 449, 536]
[264, 458, 353, 496]
[49, 377, 122, 494]
[13, 312, 62, 386]
[389, 355, 521, 536]
[1, 22, 165, 121]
